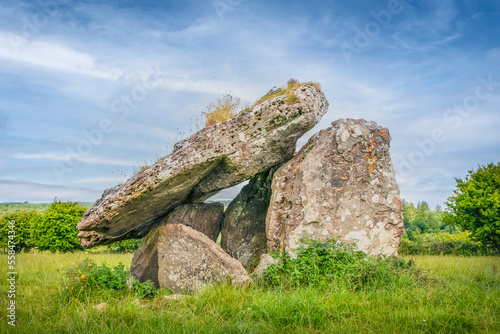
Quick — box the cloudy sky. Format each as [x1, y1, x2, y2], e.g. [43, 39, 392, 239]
[0, 0, 499, 208]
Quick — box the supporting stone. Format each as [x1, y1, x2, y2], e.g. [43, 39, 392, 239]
[130, 203, 225, 287]
[221, 167, 277, 269]
[266, 119, 404, 257]
[157, 224, 251, 292]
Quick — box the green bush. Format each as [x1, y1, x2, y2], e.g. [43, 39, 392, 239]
[106, 239, 142, 253]
[62, 259, 157, 299]
[399, 231, 495, 256]
[257, 237, 428, 290]
[30, 201, 86, 252]
[0, 210, 42, 252]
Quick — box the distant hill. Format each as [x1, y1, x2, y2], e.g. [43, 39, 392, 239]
[0, 202, 93, 216]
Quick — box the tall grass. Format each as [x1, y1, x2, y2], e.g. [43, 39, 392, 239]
[253, 79, 320, 107]
[202, 80, 321, 128]
[1, 252, 498, 333]
[203, 94, 241, 127]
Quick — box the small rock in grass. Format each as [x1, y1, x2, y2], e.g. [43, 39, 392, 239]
[95, 302, 108, 312]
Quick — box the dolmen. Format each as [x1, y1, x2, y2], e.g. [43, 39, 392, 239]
[77, 83, 404, 291]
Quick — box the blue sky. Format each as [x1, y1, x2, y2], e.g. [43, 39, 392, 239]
[0, 0, 499, 208]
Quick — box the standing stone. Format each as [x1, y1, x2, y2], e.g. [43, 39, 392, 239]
[130, 225, 161, 288]
[159, 203, 224, 243]
[221, 167, 277, 269]
[266, 119, 404, 257]
[77, 83, 328, 248]
[130, 203, 224, 287]
[157, 224, 251, 292]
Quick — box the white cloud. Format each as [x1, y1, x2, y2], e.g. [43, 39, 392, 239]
[13, 152, 137, 166]
[0, 31, 122, 79]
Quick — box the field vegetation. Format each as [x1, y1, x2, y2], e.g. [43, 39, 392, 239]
[1, 247, 498, 333]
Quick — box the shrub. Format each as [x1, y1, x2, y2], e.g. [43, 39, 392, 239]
[0, 210, 41, 252]
[30, 201, 86, 252]
[257, 237, 427, 290]
[203, 94, 241, 126]
[106, 239, 142, 253]
[62, 259, 157, 299]
[398, 231, 495, 256]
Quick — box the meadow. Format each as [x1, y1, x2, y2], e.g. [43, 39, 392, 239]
[1, 252, 498, 333]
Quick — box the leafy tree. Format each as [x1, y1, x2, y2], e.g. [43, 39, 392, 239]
[417, 201, 430, 213]
[444, 163, 500, 250]
[0, 210, 41, 251]
[31, 201, 86, 252]
[403, 199, 459, 237]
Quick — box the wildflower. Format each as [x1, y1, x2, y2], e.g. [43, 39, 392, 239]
[81, 274, 85, 279]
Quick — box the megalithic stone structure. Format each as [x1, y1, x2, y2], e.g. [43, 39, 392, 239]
[76, 84, 328, 248]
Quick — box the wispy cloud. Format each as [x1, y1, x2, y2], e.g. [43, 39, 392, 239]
[0, 32, 122, 79]
[13, 152, 137, 166]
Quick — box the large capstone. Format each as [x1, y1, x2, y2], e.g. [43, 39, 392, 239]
[221, 167, 277, 269]
[266, 119, 404, 257]
[77, 84, 328, 247]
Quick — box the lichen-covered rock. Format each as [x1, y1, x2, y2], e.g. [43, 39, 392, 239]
[157, 224, 251, 292]
[266, 119, 404, 257]
[77, 84, 328, 247]
[221, 167, 277, 268]
[130, 203, 224, 287]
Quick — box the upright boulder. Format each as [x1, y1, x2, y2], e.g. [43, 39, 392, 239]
[129, 225, 161, 288]
[77, 84, 328, 247]
[157, 224, 251, 292]
[130, 203, 224, 287]
[160, 203, 224, 243]
[221, 167, 277, 269]
[266, 119, 404, 257]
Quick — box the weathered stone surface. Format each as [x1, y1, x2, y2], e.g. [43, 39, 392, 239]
[266, 119, 404, 257]
[159, 203, 224, 242]
[252, 253, 279, 277]
[157, 224, 251, 292]
[77, 84, 328, 247]
[130, 203, 224, 287]
[221, 167, 277, 268]
[130, 225, 161, 288]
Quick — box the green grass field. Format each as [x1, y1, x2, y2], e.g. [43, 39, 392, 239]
[1, 253, 499, 333]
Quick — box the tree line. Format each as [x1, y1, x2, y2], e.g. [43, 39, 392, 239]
[0, 201, 139, 253]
